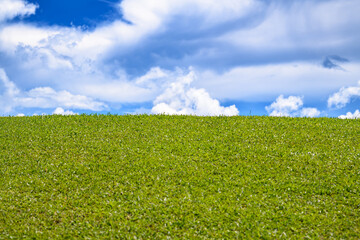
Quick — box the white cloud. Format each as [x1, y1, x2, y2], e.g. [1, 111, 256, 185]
[16, 113, 25, 117]
[0, 24, 64, 57]
[0, 68, 107, 114]
[266, 95, 320, 117]
[265, 95, 303, 117]
[327, 81, 360, 108]
[151, 70, 239, 116]
[300, 108, 320, 118]
[53, 107, 77, 116]
[338, 110, 360, 119]
[0, 0, 37, 22]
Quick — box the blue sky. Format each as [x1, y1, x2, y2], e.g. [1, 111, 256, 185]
[24, 0, 122, 27]
[0, 0, 360, 118]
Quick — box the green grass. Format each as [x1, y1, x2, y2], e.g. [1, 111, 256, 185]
[0, 115, 359, 239]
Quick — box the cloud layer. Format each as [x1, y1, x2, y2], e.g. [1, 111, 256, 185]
[151, 70, 239, 116]
[0, 0, 360, 116]
[0, 68, 106, 115]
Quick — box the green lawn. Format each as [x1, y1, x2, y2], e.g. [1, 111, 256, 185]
[0, 115, 359, 239]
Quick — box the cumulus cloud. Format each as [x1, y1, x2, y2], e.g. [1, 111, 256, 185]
[53, 107, 77, 116]
[151, 70, 239, 116]
[328, 81, 360, 109]
[300, 108, 321, 118]
[265, 95, 303, 117]
[338, 110, 360, 119]
[266, 95, 320, 117]
[0, 68, 106, 115]
[0, 0, 37, 22]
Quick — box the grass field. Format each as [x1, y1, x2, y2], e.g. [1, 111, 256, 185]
[0, 115, 359, 239]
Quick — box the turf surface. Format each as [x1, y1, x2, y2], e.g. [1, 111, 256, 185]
[0, 115, 359, 239]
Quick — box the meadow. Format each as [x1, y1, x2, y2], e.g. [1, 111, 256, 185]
[0, 115, 359, 239]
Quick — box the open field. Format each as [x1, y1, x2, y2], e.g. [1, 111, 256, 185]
[0, 115, 359, 239]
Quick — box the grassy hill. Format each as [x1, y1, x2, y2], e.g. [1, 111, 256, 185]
[0, 115, 359, 239]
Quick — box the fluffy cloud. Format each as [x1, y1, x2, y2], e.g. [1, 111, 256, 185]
[266, 95, 320, 117]
[338, 110, 360, 119]
[0, 0, 37, 22]
[0, 24, 61, 55]
[151, 70, 239, 116]
[328, 81, 360, 108]
[300, 108, 321, 118]
[0, 68, 106, 115]
[52, 107, 77, 116]
[265, 95, 303, 117]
